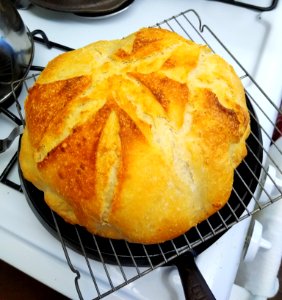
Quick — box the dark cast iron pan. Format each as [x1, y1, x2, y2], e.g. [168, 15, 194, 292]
[19, 95, 263, 299]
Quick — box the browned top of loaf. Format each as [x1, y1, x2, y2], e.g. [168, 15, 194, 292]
[19, 28, 250, 244]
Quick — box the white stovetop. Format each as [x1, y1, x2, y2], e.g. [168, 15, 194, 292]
[1, 0, 282, 299]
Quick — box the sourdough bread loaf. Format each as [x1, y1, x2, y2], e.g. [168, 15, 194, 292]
[19, 28, 250, 244]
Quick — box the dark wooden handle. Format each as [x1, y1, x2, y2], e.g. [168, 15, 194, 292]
[174, 252, 216, 300]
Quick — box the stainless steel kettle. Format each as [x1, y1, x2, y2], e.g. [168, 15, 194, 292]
[0, 0, 33, 105]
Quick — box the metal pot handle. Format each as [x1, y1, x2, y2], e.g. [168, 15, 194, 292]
[0, 125, 23, 153]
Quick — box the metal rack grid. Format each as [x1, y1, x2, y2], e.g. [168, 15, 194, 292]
[1, 9, 282, 300]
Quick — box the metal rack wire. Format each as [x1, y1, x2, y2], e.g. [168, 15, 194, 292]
[1, 9, 282, 300]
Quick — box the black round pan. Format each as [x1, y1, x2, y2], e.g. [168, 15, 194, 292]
[19, 95, 263, 299]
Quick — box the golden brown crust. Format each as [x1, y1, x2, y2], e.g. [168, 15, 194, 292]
[19, 28, 250, 244]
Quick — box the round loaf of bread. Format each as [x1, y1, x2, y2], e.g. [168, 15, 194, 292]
[19, 28, 250, 244]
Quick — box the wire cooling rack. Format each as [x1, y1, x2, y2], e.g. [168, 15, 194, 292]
[2, 9, 282, 300]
